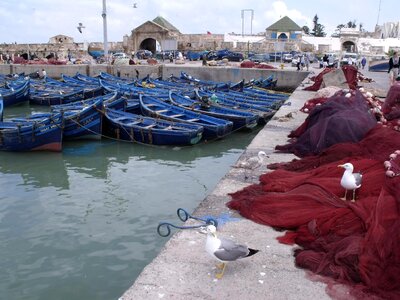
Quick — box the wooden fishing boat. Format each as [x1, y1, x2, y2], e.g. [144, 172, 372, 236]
[103, 109, 203, 146]
[0, 112, 63, 151]
[0, 79, 30, 107]
[195, 89, 278, 111]
[99, 79, 170, 100]
[139, 94, 233, 140]
[0, 98, 3, 121]
[29, 79, 85, 106]
[169, 91, 259, 130]
[51, 96, 105, 140]
[74, 73, 101, 84]
[60, 75, 104, 98]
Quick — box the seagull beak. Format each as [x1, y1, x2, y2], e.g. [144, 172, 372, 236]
[198, 227, 207, 234]
[338, 164, 344, 168]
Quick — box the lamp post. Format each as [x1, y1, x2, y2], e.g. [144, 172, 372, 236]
[241, 9, 254, 36]
[102, 0, 108, 58]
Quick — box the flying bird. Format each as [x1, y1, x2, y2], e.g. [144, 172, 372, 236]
[237, 151, 268, 169]
[77, 22, 85, 34]
[205, 225, 259, 279]
[338, 162, 362, 202]
[133, 3, 137, 8]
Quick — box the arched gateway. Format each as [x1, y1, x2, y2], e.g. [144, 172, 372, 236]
[127, 16, 180, 54]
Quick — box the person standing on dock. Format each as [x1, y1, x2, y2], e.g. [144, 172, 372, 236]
[304, 54, 310, 71]
[388, 51, 399, 86]
[40, 68, 47, 79]
[361, 56, 367, 69]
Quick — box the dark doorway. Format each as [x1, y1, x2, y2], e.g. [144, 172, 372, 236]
[278, 33, 288, 40]
[139, 38, 156, 53]
[343, 41, 356, 52]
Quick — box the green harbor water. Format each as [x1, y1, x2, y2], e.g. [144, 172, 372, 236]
[0, 104, 261, 300]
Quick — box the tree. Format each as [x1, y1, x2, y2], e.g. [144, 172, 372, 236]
[332, 24, 345, 37]
[311, 14, 326, 37]
[347, 20, 357, 28]
[302, 26, 310, 35]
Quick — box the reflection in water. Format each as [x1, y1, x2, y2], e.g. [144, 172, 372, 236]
[0, 152, 69, 189]
[0, 104, 262, 300]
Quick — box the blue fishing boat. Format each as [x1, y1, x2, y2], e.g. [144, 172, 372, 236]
[139, 94, 233, 140]
[60, 75, 104, 98]
[74, 73, 101, 84]
[0, 112, 63, 151]
[0, 98, 3, 121]
[103, 109, 203, 146]
[0, 79, 30, 107]
[51, 96, 105, 140]
[29, 79, 85, 106]
[169, 91, 259, 130]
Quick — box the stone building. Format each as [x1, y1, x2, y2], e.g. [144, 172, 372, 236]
[2, 15, 400, 63]
[127, 16, 181, 53]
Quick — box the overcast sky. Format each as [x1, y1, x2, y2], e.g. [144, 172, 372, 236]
[0, 0, 396, 44]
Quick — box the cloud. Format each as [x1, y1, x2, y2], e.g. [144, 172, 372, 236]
[262, 1, 312, 29]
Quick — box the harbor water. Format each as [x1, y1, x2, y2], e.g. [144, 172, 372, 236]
[0, 104, 261, 300]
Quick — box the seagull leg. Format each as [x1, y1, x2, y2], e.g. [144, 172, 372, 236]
[341, 189, 347, 201]
[351, 190, 356, 202]
[215, 263, 226, 279]
[216, 263, 224, 269]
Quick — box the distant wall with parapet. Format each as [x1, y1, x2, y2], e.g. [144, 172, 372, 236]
[0, 64, 306, 89]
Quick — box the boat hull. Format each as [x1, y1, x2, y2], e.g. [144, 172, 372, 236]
[0, 113, 63, 152]
[103, 109, 203, 146]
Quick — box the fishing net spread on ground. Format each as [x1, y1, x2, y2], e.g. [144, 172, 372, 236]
[228, 85, 400, 299]
[275, 90, 377, 157]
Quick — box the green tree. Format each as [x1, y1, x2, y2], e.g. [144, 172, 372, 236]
[347, 20, 357, 28]
[302, 26, 310, 35]
[311, 14, 326, 37]
[332, 24, 345, 37]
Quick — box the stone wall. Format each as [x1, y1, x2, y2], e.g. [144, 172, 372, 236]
[0, 41, 124, 61]
[0, 64, 306, 89]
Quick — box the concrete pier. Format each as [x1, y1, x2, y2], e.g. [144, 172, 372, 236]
[119, 68, 390, 300]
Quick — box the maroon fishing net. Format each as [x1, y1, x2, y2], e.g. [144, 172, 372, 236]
[275, 91, 377, 157]
[304, 66, 359, 91]
[228, 85, 400, 299]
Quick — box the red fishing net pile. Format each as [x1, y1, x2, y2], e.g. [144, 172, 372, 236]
[304, 65, 361, 91]
[276, 91, 377, 157]
[228, 85, 400, 299]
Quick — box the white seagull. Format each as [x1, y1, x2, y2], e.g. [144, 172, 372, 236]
[205, 225, 259, 279]
[237, 151, 268, 169]
[338, 163, 362, 202]
[77, 22, 85, 34]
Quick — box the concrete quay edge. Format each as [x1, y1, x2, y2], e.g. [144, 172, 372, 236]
[119, 68, 391, 300]
[118, 72, 343, 300]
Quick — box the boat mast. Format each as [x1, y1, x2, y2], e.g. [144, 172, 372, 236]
[102, 0, 108, 57]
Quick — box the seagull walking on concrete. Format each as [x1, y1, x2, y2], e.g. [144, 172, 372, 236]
[205, 225, 259, 279]
[338, 162, 362, 202]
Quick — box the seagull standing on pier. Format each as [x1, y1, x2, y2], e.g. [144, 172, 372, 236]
[237, 151, 268, 169]
[205, 225, 259, 279]
[338, 162, 362, 202]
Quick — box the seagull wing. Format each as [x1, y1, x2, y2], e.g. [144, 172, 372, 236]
[354, 173, 362, 186]
[213, 237, 249, 261]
